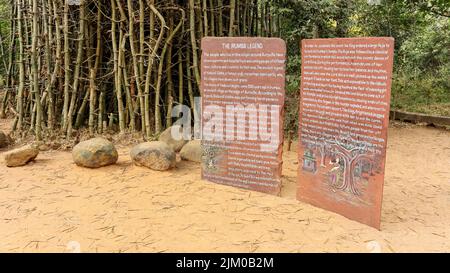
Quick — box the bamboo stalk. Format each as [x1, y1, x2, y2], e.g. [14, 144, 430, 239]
[189, 0, 201, 93]
[66, 0, 86, 137]
[31, 0, 42, 140]
[126, 0, 145, 134]
[229, 0, 236, 36]
[154, 6, 185, 133]
[111, 0, 125, 133]
[62, 0, 71, 132]
[16, 0, 25, 130]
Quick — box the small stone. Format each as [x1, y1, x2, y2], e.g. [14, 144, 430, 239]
[3, 145, 39, 167]
[72, 138, 118, 168]
[180, 140, 202, 163]
[130, 141, 176, 171]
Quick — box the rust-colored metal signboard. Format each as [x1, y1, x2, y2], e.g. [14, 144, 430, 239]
[201, 37, 286, 195]
[297, 37, 395, 229]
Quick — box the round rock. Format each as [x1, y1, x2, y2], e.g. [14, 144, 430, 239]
[3, 145, 39, 167]
[158, 126, 188, 152]
[72, 138, 118, 168]
[130, 141, 176, 171]
[180, 140, 202, 163]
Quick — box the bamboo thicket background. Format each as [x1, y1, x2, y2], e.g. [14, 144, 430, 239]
[0, 0, 282, 140]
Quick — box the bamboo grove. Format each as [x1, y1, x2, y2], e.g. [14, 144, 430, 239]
[0, 0, 281, 140]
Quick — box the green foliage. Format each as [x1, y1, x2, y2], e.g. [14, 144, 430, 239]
[276, 0, 450, 122]
[0, 0, 9, 33]
[354, 1, 428, 49]
[391, 13, 450, 115]
[399, 18, 450, 73]
[392, 72, 450, 116]
[411, 0, 450, 18]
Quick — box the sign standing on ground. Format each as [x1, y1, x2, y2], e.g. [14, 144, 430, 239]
[297, 37, 395, 229]
[201, 37, 286, 195]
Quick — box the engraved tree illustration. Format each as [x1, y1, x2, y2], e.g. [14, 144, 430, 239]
[325, 137, 376, 196]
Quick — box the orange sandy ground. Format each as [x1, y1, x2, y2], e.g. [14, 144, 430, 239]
[0, 120, 449, 253]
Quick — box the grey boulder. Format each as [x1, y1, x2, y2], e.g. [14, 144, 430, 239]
[130, 141, 176, 171]
[158, 126, 188, 152]
[3, 145, 39, 167]
[72, 138, 118, 168]
[180, 140, 202, 163]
